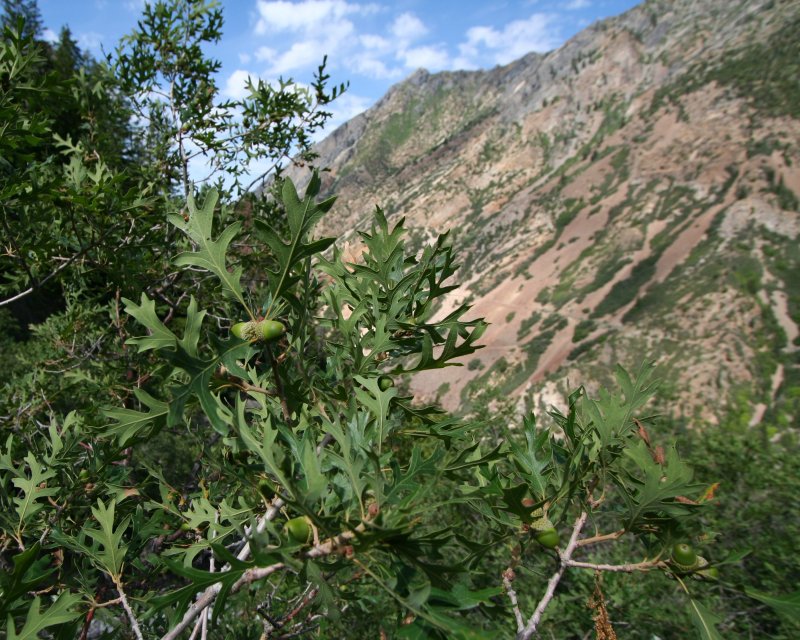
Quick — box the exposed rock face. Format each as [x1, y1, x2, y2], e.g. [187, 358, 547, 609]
[282, 0, 800, 427]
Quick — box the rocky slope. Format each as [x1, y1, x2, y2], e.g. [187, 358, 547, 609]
[283, 0, 800, 430]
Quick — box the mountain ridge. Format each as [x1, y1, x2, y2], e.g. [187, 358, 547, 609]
[282, 0, 800, 430]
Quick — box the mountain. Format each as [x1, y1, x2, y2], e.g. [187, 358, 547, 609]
[282, 0, 800, 430]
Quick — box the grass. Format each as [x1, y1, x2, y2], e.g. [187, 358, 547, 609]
[584, 254, 632, 297]
[572, 318, 597, 343]
[567, 331, 609, 361]
[770, 177, 799, 211]
[554, 197, 586, 234]
[591, 254, 658, 319]
[589, 147, 630, 205]
[517, 311, 541, 340]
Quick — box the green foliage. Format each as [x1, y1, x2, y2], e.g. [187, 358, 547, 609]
[704, 14, 800, 119]
[554, 197, 586, 232]
[114, 0, 345, 197]
[516, 310, 541, 339]
[592, 254, 658, 319]
[679, 421, 800, 638]
[1, 0, 41, 40]
[769, 176, 799, 211]
[0, 158, 734, 637]
[0, 2, 794, 638]
[572, 318, 597, 343]
[4, 592, 82, 640]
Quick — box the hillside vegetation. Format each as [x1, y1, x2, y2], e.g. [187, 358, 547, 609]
[1, 0, 798, 638]
[282, 0, 800, 435]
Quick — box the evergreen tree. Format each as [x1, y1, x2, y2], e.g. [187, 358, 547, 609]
[0, 0, 42, 40]
[52, 25, 83, 75]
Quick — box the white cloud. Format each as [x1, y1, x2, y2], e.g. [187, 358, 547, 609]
[223, 69, 255, 100]
[457, 13, 560, 67]
[254, 46, 277, 62]
[254, 0, 377, 34]
[384, 12, 443, 72]
[359, 33, 390, 53]
[390, 12, 427, 43]
[565, 0, 591, 9]
[351, 34, 406, 76]
[400, 45, 449, 71]
[235, 2, 564, 97]
[252, 1, 369, 76]
[268, 41, 324, 74]
[78, 31, 104, 52]
[265, 22, 355, 75]
[42, 28, 58, 44]
[350, 55, 401, 79]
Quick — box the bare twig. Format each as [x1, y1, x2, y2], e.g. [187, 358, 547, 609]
[281, 585, 320, 626]
[262, 583, 321, 637]
[575, 530, 625, 547]
[77, 607, 94, 640]
[0, 286, 35, 307]
[503, 570, 525, 633]
[94, 597, 123, 608]
[187, 616, 203, 640]
[113, 576, 144, 640]
[564, 559, 661, 573]
[239, 381, 277, 396]
[518, 511, 588, 640]
[0, 223, 122, 307]
[200, 606, 209, 640]
[201, 512, 220, 640]
[161, 517, 367, 640]
[160, 497, 285, 640]
[235, 498, 286, 565]
[161, 563, 287, 640]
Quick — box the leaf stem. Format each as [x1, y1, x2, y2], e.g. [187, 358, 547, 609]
[267, 345, 291, 422]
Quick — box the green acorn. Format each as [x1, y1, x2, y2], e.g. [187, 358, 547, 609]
[670, 543, 707, 572]
[530, 508, 560, 549]
[696, 565, 719, 580]
[231, 319, 285, 343]
[284, 516, 311, 544]
[534, 528, 560, 549]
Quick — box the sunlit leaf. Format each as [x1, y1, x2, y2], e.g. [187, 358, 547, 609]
[168, 189, 247, 308]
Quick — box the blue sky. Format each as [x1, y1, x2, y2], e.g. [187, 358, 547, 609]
[38, 0, 641, 135]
